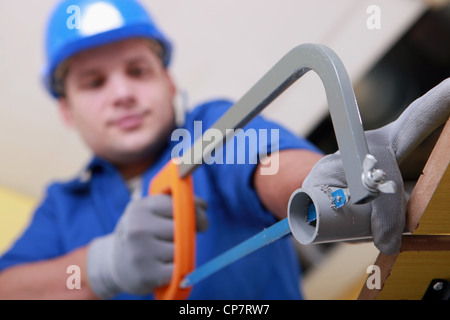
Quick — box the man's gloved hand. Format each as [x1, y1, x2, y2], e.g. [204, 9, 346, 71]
[303, 78, 450, 255]
[86, 194, 208, 299]
[303, 130, 406, 255]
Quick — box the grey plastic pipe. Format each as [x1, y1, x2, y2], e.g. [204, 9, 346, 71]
[288, 187, 373, 245]
[288, 78, 450, 245]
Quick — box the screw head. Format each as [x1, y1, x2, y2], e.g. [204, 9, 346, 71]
[433, 281, 444, 291]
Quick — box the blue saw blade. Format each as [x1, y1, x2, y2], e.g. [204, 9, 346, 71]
[180, 188, 347, 288]
[180, 218, 292, 288]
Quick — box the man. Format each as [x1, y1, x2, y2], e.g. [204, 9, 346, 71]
[2, 0, 445, 300]
[0, 0, 323, 299]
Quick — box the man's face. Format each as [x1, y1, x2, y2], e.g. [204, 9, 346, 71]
[59, 38, 176, 165]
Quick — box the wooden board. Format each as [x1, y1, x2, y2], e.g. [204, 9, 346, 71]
[407, 119, 450, 235]
[377, 250, 450, 300]
[358, 118, 450, 300]
[410, 165, 450, 235]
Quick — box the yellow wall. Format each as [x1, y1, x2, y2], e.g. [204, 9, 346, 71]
[0, 186, 37, 255]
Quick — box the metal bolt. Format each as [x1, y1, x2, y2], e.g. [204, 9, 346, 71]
[361, 155, 396, 194]
[371, 169, 385, 182]
[433, 281, 444, 291]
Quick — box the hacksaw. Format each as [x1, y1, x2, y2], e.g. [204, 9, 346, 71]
[149, 43, 394, 300]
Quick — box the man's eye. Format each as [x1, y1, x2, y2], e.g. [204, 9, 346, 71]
[129, 67, 150, 77]
[83, 77, 104, 89]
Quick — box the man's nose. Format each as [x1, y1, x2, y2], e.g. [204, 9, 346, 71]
[108, 73, 137, 108]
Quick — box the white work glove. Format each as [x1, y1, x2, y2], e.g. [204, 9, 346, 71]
[303, 78, 450, 255]
[87, 194, 208, 299]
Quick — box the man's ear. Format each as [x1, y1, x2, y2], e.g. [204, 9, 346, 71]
[58, 97, 75, 127]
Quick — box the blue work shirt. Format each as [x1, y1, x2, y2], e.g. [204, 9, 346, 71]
[0, 99, 320, 299]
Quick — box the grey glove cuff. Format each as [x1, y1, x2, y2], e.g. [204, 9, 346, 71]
[385, 77, 450, 164]
[86, 235, 121, 300]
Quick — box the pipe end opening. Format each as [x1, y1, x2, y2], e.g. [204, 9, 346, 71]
[288, 189, 318, 245]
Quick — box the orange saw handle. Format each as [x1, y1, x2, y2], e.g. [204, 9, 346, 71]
[149, 160, 196, 300]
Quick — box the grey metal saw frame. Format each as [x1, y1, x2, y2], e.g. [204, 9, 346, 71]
[178, 43, 389, 204]
[177, 43, 400, 289]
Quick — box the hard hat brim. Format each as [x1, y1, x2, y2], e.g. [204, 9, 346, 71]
[42, 24, 172, 98]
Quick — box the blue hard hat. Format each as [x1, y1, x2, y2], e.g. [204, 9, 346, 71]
[42, 0, 173, 98]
